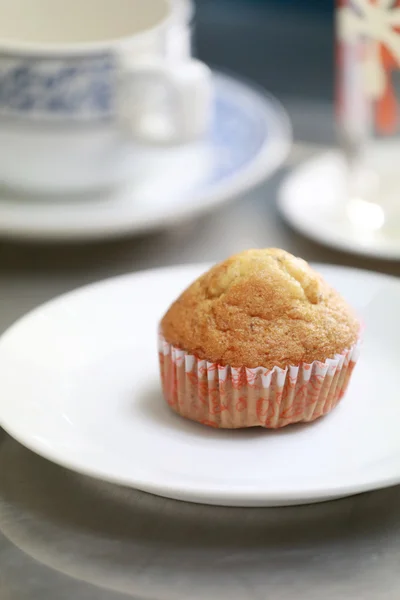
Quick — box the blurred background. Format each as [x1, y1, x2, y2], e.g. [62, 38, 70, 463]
[197, 0, 332, 99]
[0, 0, 341, 285]
[3, 0, 391, 324]
[197, 0, 333, 143]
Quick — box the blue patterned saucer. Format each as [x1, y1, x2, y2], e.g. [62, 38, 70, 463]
[0, 72, 291, 241]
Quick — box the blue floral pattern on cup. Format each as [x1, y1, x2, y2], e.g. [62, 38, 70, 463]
[0, 54, 115, 120]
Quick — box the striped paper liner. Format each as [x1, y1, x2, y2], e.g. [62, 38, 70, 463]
[158, 333, 361, 429]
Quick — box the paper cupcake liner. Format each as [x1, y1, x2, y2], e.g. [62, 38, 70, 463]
[158, 333, 361, 429]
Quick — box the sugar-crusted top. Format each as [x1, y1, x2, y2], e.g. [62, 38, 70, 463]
[161, 249, 360, 369]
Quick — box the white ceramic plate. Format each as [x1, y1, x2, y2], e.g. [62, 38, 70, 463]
[278, 151, 400, 261]
[0, 72, 291, 242]
[0, 263, 399, 507]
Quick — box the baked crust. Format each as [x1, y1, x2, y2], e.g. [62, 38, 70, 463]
[161, 249, 359, 369]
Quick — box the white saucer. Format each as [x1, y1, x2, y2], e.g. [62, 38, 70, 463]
[0, 72, 291, 242]
[278, 151, 400, 261]
[0, 263, 399, 507]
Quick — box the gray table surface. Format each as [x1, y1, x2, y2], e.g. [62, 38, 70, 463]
[1, 5, 400, 600]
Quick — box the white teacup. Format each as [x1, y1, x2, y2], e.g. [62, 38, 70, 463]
[0, 0, 211, 194]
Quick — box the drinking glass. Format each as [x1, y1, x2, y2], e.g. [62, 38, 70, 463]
[337, 0, 400, 237]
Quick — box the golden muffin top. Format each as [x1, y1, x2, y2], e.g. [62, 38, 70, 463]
[161, 249, 359, 369]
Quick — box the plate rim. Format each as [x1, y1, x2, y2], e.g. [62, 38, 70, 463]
[278, 150, 400, 261]
[1, 262, 400, 506]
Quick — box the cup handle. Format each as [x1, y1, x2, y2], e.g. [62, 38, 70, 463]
[118, 58, 213, 144]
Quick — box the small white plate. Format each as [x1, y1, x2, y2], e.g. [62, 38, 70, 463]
[0, 263, 399, 506]
[0, 72, 290, 242]
[278, 151, 400, 261]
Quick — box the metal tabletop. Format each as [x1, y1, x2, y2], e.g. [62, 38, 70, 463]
[1, 4, 400, 599]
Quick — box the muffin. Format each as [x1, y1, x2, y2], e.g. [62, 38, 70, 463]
[159, 249, 360, 429]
